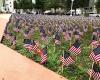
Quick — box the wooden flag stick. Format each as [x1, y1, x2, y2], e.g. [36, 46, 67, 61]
[91, 44, 93, 51]
[89, 62, 94, 80]
[61, 63, 64, 73]
[69, 39, 72, 47]
[61, 50, 64, 73]
[54, 43, 56, 52]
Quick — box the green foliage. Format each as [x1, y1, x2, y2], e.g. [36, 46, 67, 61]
[34, 0, 46, 11]
[2, 24, 93, 80]
[65, 0, 89, 10]
[95, 0, 100, 13]
[14, 0, 34, 9]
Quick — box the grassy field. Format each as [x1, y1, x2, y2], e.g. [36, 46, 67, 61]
[2, 24, 93, 80]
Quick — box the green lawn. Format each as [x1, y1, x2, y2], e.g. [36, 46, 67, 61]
[2, 24, 93, 80]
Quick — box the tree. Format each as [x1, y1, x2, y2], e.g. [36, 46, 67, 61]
[65, 0, 89, 14]
[14, 0, 34, 9]
[95, 0, 100, 13]
[65, 0, 89, 10]
[44, 0, 65, 13]
[34, 0, 46, 13]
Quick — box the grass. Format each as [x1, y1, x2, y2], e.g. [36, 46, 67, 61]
[1, 24, 93, 80]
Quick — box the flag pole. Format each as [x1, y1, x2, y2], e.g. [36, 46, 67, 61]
[89, 62, 94, 80]
[61, 50, 64, 73]
[61, 63, 64, 73]
[54, 43, 56, 52]
[69, 38, 72, 47]
[89, 35, 94, 80]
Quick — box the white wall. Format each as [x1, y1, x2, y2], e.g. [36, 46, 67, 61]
[4, 0, 14, 12]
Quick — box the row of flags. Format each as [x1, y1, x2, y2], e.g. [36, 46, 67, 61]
[22, 31, 100, 79]
[1, 29, 16, 49]
[92, 63, 100, 80]
[23, 39, 82, 66]
[60, 51, 75, 66]
[2, 14, 100, 79]
[23, 39, 47, 64]
[89, 28, 100, 80]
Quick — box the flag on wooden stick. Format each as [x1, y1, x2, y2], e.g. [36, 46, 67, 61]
[91, 63, 100, 80]
[69, 40, 81, 56]
[41, 46, 48, 64]
[60, 51, 75, 66]
[89, 45, 100, 62]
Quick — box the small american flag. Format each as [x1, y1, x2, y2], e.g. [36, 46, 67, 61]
[48, 27, 52, 35]
[69, 40, 81, 55]
[87, 69, 92, 76]
[60, 51, 75, 66]
[31, 40, 43, 56]
[23, 39, 32, 51]
[31, 41, 38, 53]
[24, 44, 33, 52]
[54, 33, 61, 45]
[41, 46, 47, 64]
[92, 63, 100, 80]
[32, 45, 38, 51]
[74, 31, 80, 40]
[92, 30, 98, 36]
[89, 45, 100, 62]
[41, 33, 47, 41]
[63, 31, 71, 41]
[39, 26, 45, 35]
[13, 27, 20, 32]
[90, 34, 99, 48]
[90, 40, 99, 48]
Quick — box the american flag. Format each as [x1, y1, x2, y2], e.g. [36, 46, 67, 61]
[90, 40, 99, 48]
[60, 51, 75, 66]
[54, 33, 61, 45]
[23, 30, 30, 37]
[23, 39, 33, 52]
[11, 36, 16, 44]
[31, 40, 43, 56]
[89, 45, 100, 62]
[74, 31, 80, 40]
[41, 46, 47, 64]
[24, 44, 33, 52]
[39, 26, 45, 36]
[87, 69, 92, 76]
[13, 27, 19, 32]
[48, 27, 52, 35]
[92, 63, 100, 80]
[90, 34, 99, 48]
[69, 40, 81, 55]
[92, 29, 98, 36]
[3, 29, 9, 40]
[41, 33, 47, 41]
[63, 30, 71, 41]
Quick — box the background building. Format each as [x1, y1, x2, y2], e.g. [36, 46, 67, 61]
[0, 0, 3, 11]
[89, 0, 97, 12]
[4, 0, 14, 12]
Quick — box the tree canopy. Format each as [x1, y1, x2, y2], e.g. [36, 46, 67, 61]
[14, 0, 90, 12]
[95, 0, 100, 13]
[14, 0, 34, 9]
[66, 0, 89, 10]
